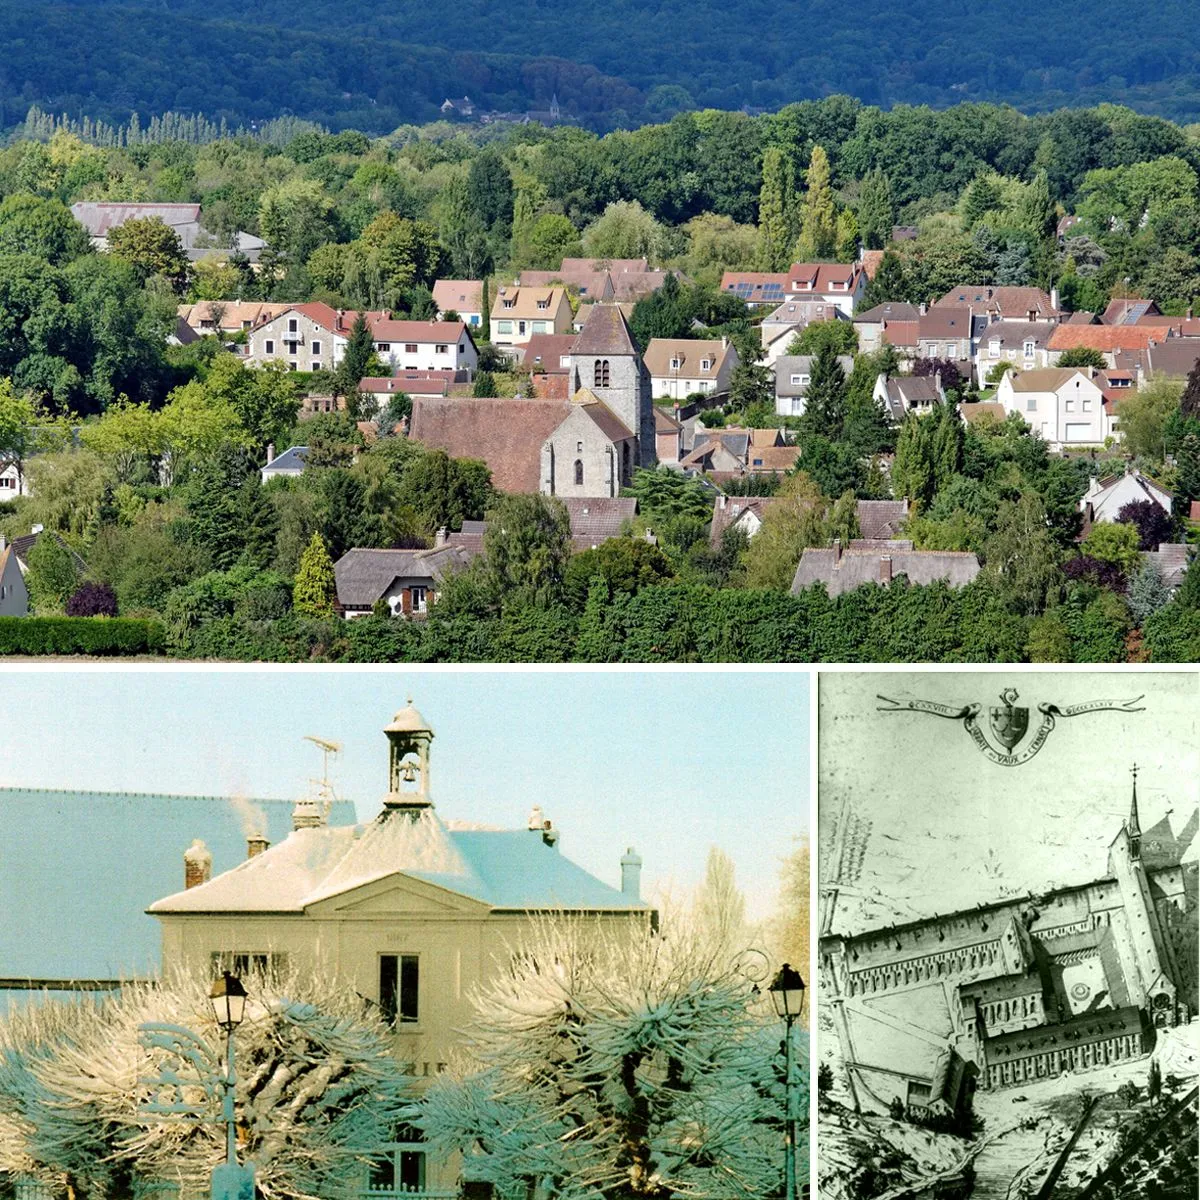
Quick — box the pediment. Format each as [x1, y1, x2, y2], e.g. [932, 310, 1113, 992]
[306, 871, 487, 917]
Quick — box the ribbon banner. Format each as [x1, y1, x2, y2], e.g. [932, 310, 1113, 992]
[877, 692, 1145, 767]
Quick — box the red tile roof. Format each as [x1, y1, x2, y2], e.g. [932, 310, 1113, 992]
[1048, 325, 1167, 352]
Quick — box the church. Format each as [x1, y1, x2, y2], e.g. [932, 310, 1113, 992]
[820, 769, 1195, 1112]
[149, 700, 651, 1196]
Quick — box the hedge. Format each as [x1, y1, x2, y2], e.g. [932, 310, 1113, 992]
[0, 617, 167, 656]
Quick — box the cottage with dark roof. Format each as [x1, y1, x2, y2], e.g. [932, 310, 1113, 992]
[873, 373, 945, 421]
[149, 703, 650, 1196]
[333, 546, 474, 618]
[791, 539, 981, 596]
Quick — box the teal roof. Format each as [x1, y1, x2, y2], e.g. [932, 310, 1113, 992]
[0, 787, 356, 985]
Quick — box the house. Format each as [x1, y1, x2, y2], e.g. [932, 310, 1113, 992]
[934, 286, 1059, 323]
[760, 299, 849, 365]
[774, 354, 854, 417]
[261, 445, 308, 482]
[439, 96, 475, 117]
[448, 498, 638, 554]
[1103, 298, 1161, 325]
[0, 458, 29, 503]
[177, 301, 288, 339]
[333, 546, 473, 618]
[148, 703, 650, 1196]
[560, 256, 650, 276]
[1047, 324, 1169, 368]
[72, 202, 263, 263]
[1140, 544, 1193, 593]
[1079, 468, 1173, 525]
[1111, 341, 1200, 382]
[516, 333, 577, 375]
[431, 280, 484, 327]
[7, 528, 88, 581]
[975, 321, 1056, 384]
[358, 372, 463, 402]
[856, 499, 910, 541]
[916, 307, 982, 367]
[682, 427, 796, 478]
[246, 305, 477, 376]
[854, 302, 921, 355]
[489, 286, 574, 349]
[791, 539, 981, 596]
[873, 374, 945, 421]
[996, 368, 1108, 449]
[643, 338, 739, 400]
[720, 262, 866, 316]
[0, 782, 353, 1007]
[517, 268, 615, 302]
[709, 495, 779, 546]
[611, 269, 676, 303]
[0, 535, 29, 617]
[654, 407, 684, 466]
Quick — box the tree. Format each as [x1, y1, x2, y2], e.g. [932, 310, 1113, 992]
[0, 968, 412, 1200]
[106, 216, 189, 290]
[1083, 521, 1143, 576]
[525, 213, 583, 270]
[466, 148, 514, 235]
[1127, 560, 1171, 625]
[858, 251, 908, 310]
[24, 533, 79, 611]
[0, 380, 42, 493]
[0, 194, 90, 264]
[337, 311, 375, 401]
[259, 178, 338, 266]
[857, 168, 894, 250]
[793, 145, 837, 261]
[582, 200, 666, 262]
[1175, 433, 1200, 510]
[563, 536, 674, 608]
[1056, 347, 1107, 369]
[694, 846, 748, 955]
[1117, 378, 1183, 461]
[756, 146, 798, 271]
[1148, 1057, 1162, 1104]
[799, 343, 848, 440]
[741, 471, 828, 590]
[482, 493, 572, 607]
[1117, 499, 1173, 550]
[293, 531, 337, 616]
[472, 370, 497, 397]
[792, 320, 858, 357]
[983, 491, 1064, 615]
[418, 916, 792, 1200]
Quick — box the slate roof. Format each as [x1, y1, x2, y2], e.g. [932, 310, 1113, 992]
[0, 787, 355, 984]
[977, 320, 1054, 348]
[984, 1006, 1143, 1059]
[854, 302, 921, 325]
[150, 807, 648, 915]
[1140, 543, 1193, 590]
[9, 531, 88, 576]
[774, 355, 855, 397]
[571, 303, 641, 356]
[333, 546, 473, 608]
[791, 546, 980, 596]
[856, 499, 909, 540]
[263, 445, 308, 474]
[409, 397, 568, 493]
[1102, 297, 1159, 325]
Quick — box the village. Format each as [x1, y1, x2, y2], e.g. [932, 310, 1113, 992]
[0, 103, 1198, 661]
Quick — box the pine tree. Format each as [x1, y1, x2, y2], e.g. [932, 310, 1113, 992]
[794, 145, 838, 262]
[480, 276, 491, 342]
[800, 343, 848, 440]
[1017, 170, 1056, 242]
[755, 146, 797, 271]
[510, 187, 536, 267]
[1175, 434, 1200, 509]
[835, 209, 859, 262]
[293, 532, 337, 617]
[859, 251, 908, 309]
[1127, 559, 1171, 626]
[961, 174, 1002, 229]
[472, 370, 497, 397]
[337, 312, 375, 407]
[857, 168, 894, 250]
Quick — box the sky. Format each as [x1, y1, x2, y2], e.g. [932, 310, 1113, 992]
[817, 669, 1199, 934]
[0, 667, 811, 921]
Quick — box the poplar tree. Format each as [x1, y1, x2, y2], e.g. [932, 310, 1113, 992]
[794, 145, 837, 261]
[755, 146, 797, 271]
[293, 531, 337, 617]
[857, 168, 894, 250]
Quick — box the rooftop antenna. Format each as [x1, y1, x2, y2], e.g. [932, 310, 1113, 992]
[303, 735, 343, 821]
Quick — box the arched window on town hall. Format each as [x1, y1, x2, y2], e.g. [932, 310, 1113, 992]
[574, 459, 584, 486]
[594, 359, 610, 387]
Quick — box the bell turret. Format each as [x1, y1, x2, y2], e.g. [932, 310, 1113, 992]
[384, 698, 434, 810]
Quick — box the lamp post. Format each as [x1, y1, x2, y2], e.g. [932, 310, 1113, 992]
[209, 973, 252, 1200]
[769, 964, 806, 1200]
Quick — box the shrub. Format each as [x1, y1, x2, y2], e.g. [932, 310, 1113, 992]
[0, 616, 165, 656]
[65, 582, 119, 617]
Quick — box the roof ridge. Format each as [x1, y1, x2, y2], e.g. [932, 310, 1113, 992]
[0, 785, 291, 803]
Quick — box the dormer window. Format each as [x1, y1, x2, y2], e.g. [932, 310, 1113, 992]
[503, 298, 515, 308]
[537, 299, 549, 310]
[1023, 341, 1035, 357]
[670, 357, 681, 370]
[700, 359, 712, 371]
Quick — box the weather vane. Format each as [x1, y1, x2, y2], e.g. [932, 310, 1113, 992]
[877, 688, 1145, 766]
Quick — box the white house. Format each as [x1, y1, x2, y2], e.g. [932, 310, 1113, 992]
[0, 461, 29, 504]
[261, 445, 308, 482]
[430, 280, 484, 328]
[642, 338, 739, 400]
[774, 354, 854, 417]
[996, 368, 1109, 450]
[370, 319, 478, 376]
[1080, 468, 1173, 525]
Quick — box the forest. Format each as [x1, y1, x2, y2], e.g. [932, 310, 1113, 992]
[5, 0, 1200, 132]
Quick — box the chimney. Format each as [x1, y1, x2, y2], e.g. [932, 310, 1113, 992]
[184, 839, 212, 889]
[621, 847, 642, 900]
[719, 494, 728, 510]
[31, 524, 43, 536]
[247, 832, 269, 859]
[880, 555, 893, 584]
[541, 820, 559, 849]
[919, 301, 927, 316]
[266, 441, 275, 466]
[0, 534, 6, 552]
[527, 804, 545, 831]
[832, 537, 842, 565]
[435, 527, 448, 547]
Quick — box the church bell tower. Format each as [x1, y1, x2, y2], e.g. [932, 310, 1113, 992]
[383, 699, 434, 811]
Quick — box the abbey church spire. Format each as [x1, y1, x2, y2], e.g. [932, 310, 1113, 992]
[1127, 763, 1141, 860]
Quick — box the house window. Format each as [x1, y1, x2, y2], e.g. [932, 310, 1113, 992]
[265, 339, 275, 355]
[288, 318, 298, 333]
[1083, 398, 1093, 412]
[211, 951, 287, 979]
[379, 954, 419, 1026]
[311, 361, 322, 371]
[576, 440, 583, 453]
[518, 321, 527, 335]
[288, 363, 297, 371]
[285, 341, 298, 355]
[594, 359, 610, 387]
[502, 298, 515, 308]
[1023, 341, 1035, 357]
[574, 459, 584, 486]
[497, 321, 512, 335]
[377, 342, 390, 352]
[435, 344, 448, 354]
[405, 343, 418, 354]
[411, 586, 428, 614]
[670, 357, 681, 370]
[369, 1126, 427, 1196]
[1065, 399, 1075, 412]
[701, 359, 712, 371]
[559, 355, 571, 368]
[1026, 397, 1037, 411]
[537, 299, 549, 310]
[311, 340, 322, 356]
[241, 320, 252, 330]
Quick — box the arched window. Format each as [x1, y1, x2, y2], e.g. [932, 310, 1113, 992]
[622, 441, 630, 481]
[594, 359, 610, 387]
[574, 459, 584, 486]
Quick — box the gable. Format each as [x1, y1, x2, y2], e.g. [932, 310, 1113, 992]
[307, 871, 490, 918]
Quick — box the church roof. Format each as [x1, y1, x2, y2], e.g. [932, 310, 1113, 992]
[571, 303, 641, 357]
[149, 807, 650, 915]
[0, 788, 356, 989]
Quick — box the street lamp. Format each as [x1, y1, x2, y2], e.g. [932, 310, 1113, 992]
[769, 964, 806, 1200]
[209, 973, 253, 1200]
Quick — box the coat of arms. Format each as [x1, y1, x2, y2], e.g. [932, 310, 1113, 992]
[877, 689, 1144, 766]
